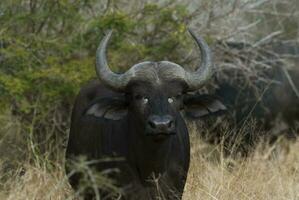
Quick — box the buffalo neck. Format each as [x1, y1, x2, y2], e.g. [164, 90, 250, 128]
[127, 113, 175, 183]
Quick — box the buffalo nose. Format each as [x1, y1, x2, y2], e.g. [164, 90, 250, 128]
[147, 115, 175, 135]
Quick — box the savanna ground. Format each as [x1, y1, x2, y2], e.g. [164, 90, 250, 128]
[1, 122, 299, 200]
[0, 0, 299, 199]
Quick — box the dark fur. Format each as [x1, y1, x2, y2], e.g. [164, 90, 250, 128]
[66, 79, 225, 199]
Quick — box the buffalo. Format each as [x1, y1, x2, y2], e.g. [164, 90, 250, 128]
[211, 41, 299, 147]
[65, 29, 225, 199]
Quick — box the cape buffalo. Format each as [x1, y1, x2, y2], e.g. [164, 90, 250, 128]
[215, 41, 299, 136]
[195, 41, 299, 153]
[65, 29, 225, 199]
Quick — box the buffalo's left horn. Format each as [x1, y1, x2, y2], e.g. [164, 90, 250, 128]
[185, 29, 213, 90]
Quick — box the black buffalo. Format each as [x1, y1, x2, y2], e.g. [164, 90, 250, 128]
[213, 41, 299, 145]
[65, 29, 225, 199]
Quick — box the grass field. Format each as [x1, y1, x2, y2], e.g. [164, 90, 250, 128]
[1, 0, 298, 199]
[184, 127, 299, 200]
[0, 122, 298, 200]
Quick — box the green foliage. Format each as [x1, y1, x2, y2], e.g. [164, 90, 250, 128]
[0, 0, 197, 162]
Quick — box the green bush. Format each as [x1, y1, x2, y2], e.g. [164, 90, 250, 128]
[0, 0, 199, 164]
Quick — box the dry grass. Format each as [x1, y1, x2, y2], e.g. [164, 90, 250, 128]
[1, 165, 72, 200]
[1, 123, 298, 200]
[184, 128, 299, 200]
[0, 1, 298, 199]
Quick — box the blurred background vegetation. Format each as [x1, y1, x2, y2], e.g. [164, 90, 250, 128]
[0, 0, 197, 166]
[0, 0, 298, 199]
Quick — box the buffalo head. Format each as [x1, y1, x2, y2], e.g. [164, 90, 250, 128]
[85, 29, 225, 140]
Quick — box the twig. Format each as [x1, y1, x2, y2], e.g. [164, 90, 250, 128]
[252, 30, 283, 47]
[281, 66, 299, 99]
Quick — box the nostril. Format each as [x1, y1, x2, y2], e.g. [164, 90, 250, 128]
[148, 120, 156, 129]
[147, 115, 175, 132]
[168, 120, 173, 128]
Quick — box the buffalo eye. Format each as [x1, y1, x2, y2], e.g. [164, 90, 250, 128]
[168, 93, 182, 104]
[134, 94, 148, 104]
[143, 97, 149, 104]
[168, 97, 174, 104]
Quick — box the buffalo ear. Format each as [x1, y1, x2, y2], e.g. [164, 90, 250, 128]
[183, 94, 226, 119]
[85, 97, 128, 120]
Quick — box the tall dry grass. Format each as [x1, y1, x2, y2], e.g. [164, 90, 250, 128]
[3, 165, 71, 200]
[1, 123, 298, 200]
[0, 1, 298, 199]
[184, 124, 299, 200]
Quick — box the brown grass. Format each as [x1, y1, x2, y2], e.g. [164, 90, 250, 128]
[2, 165, 72, 200]
[1, 124, 298, 200]
[184, 132, 299, 200]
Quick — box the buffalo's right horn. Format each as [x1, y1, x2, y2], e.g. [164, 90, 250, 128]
[95, 30, 131, 91]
